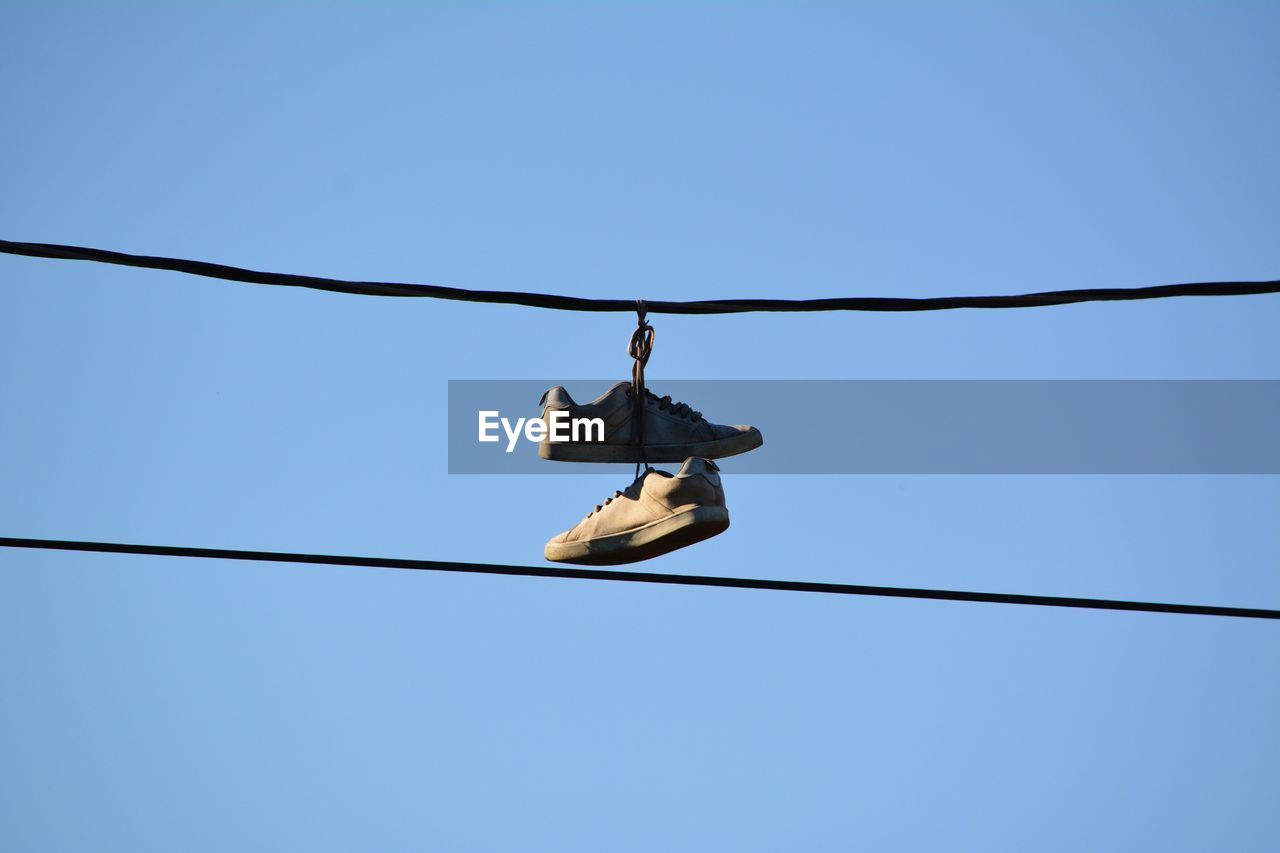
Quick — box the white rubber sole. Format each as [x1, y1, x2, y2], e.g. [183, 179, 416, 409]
[538, 427, 762, 463]
[544, 505, 730, 565]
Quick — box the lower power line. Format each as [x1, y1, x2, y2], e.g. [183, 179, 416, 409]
[1, 536, 1276, 620]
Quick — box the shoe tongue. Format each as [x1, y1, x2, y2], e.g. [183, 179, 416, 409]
[585, 381, 635, 408]
[675, 457, 718, 478]
[625, 474, 652, 495]
[601, 381, 662, 406]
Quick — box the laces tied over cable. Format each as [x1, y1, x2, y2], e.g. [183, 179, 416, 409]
[628, 300, 654, 477]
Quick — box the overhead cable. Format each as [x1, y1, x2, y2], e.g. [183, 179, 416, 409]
[2, 536, 1276, 620]
[3, 240, 1278, 314]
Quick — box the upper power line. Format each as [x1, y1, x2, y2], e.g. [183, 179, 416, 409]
[3, 239, 1278, 315]
[2, 536, 1276, 620]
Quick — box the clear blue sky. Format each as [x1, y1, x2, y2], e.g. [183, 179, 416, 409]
[2, 3, 1278, 850]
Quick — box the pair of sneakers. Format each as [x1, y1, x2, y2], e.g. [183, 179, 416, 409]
[538, 381, 763, 565]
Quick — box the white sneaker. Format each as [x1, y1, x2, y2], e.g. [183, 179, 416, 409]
[545, 458, 730, 564]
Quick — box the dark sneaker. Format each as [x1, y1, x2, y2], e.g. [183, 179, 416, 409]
[537, 381, 762, 463]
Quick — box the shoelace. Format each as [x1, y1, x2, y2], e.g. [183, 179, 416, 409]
[588, 490, 624, 518]
[629, 302, 655, 480]
[646, 390, 702, 421]
[622, 387, 703, 421]
[587, 470, 652, 518]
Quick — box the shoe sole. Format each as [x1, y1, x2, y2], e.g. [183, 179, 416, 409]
[545, 505, 730, 566]
[538, 427, 763, 464]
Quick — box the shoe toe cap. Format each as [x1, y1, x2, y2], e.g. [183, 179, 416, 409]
[710, 422, 757, 439]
